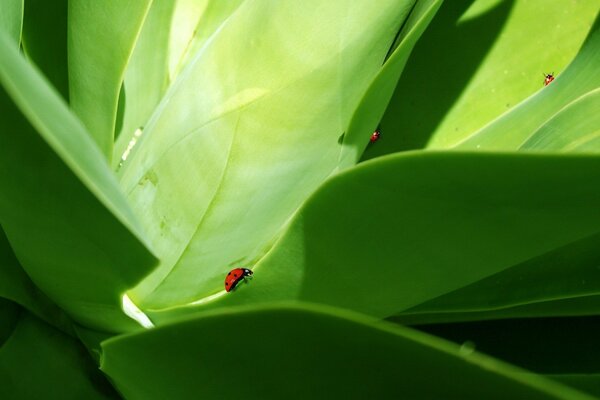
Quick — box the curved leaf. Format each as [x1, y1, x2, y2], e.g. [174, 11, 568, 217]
[101, 304, 593, 400]
[364, 0, 598, 158]
[0, 31, 157, 331]
[337, 0, 442, 168]
[394, 231, 600, 324]
[113, 0, 245, 167]
[119, 1, 417, 309]
[0, 312, 117, 399]
[68, 0, 152, 158]
[455, 13, 600, 150]
[149, 152, 600, 323]
[0, 227, 72, 334]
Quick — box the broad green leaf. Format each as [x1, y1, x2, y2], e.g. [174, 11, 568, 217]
[0, 312, 117, 399]
[455, 12, 600, 150]
[21, 0, 69, 100]
[0, 0, 22, 45]
[392, 231, 600, 324]
[113, 0, 245, 168]
[120, 1, 418, 310]
[0, 227, 73, 334]
[149, 152, 600, 324]
[0, 31, 157, 332]
[337, 0, 442, 168]
[520, 89, 600, 151]
[68, 0, 152, 158]
[101, 303, 593, 400]
[364, 0, 599, 159]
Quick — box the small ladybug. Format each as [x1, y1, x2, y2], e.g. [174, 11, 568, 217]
[224, 268, 253, 292]
[370, 129, 381, 143]
[543, 72, 555, 86]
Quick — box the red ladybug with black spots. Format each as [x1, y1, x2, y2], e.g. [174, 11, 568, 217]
[224, 268, 253, 292]
[370, 129, 381, 143]
[543, 72, 555, 86]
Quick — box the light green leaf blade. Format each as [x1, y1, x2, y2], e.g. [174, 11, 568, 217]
[337, 0, 442, 167]
[0, 311, 117, 400]
[68, 0, 152, 158]
[113, 0, 245, 168]
[365, 0, 599, 158]
[101, 303, 593, 400]
[520, 89, 600, 151]
[120, 1, 417, 310]
[0, 31, 157, 331]
[148, 152, 600, 323]
[21, 0, 69, 100]
[455, 13, 600, 150]
[0, 0, 22, 45]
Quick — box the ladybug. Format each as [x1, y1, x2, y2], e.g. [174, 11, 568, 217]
[224, 268, 253, 292]
[543, 72, 555, 86]
[370, 129, 381, 143]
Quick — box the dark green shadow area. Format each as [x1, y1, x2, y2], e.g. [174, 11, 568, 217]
[362, 0, 513, 160]
[0, 299, 20, 347]
[414, 316, 600, 374]
[21, 0, 69, 101]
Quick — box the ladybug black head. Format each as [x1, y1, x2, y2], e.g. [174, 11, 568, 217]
[242, 268, 253, 277]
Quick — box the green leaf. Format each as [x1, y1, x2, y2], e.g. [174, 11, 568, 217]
[520, 89, 600, 151]
[549, 375, 600, 398]
[21, 0, 69, 100]
[0, 0, 22, 45]
[0, 227, 73, 334]
[101, 303, 593, 399]
[0, 312, 118, 400]
[149, 152, 600, 324]
[68, 0, 152, 158]
[119, 1, 419, 310]
[337, 0, 442, 167]
[0, 299, 19, 347]
[455, 12, 600, 150]
[392, 231, 600, 324]
[364, 0, 599, 158]
[0, 31, 157, 332]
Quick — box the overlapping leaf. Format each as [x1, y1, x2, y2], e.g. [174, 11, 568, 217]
[68, 0, 152, 158]
[148, 152, 600, 324]
[119, 1, 422, 311]
[0, 31, 157, 331]
[102, 304, 593, 400]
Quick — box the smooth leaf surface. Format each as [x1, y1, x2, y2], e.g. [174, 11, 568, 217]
[150, 152, 600, 323]
[0, 312, 117, 399]
[68, 0, 152, 158]
[119, 1, 418, 310]
[0, 0, 22, 45]
[102, 304, 592, 400]
[392, 231, 600, 324]
[337, 0, 442, 168]
[455, 13, 600, 150]
[21, 0, 69, 100]
[0, 31, 157, 331]
[113, 0, 245, 167]
[0, 227, 72, 334]
[363, 0, 599, 158]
